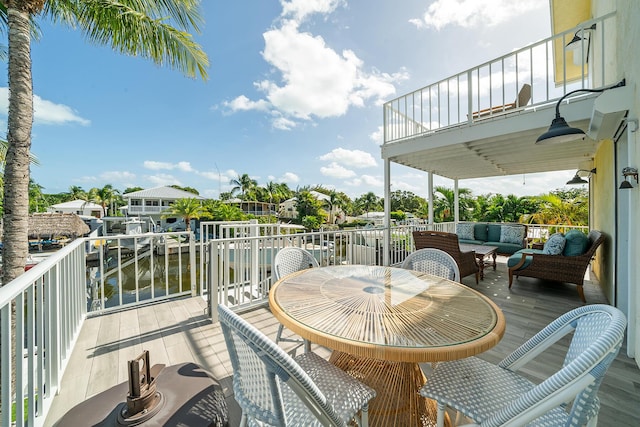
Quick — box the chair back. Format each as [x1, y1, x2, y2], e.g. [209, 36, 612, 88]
[412, 231, 462, 254]
[494, 304, 626, 427]
[218, 304, 345, 426]
[274, 247, 320, 281]
[402, 248, 460, 282]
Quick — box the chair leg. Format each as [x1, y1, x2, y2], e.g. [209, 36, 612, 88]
[508, 270, 514, 287]
[360, 403, 369, 427]
[275, 324, 285, 343]
[436, 402, 446, 427]
[474, 271, 479, 285]
[577, 284, 586, 303]
[304, 339, 311, 353]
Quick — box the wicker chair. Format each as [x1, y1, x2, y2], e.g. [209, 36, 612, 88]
[420, 304, 626, 427]
[508, 230, 604, 302]
[273, 247, 320, 352]
[401, 248, 461, 282]
[218, 304, 376, 427]
[412, 231, 479, 284]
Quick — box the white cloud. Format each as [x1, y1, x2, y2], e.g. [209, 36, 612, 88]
[272, 116, 297, 130]
[319, 148, 377, 168]
[280, 172, 300, 184]
[345, 174, 383, 190]
[226, 2, 408, 130]
[410, 0, 543, 30]
[320, 162, 356, 179]
[100, 171, 136, 182]
[280, 0, 343, 21]
[0, 88, 90, 126]
[224, 95, 270, 112]
[143, 161, 194, 172]
[146, 174, 181, 187]
[370, 126, 384, 145]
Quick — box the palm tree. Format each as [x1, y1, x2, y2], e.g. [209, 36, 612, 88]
[2, 1, 208, 286]
[67, 185, 87, 202]
[357, 192, 381, 217]
[229, 174, 257, 200]
[162, 198, 203, 231]
[88, 185, 119, 217]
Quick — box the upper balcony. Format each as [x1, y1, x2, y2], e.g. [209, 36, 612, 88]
[381, 13, 628, 180]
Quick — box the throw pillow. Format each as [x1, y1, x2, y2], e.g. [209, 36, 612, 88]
[543, 232, 566, 255]
[500, 225, 526, 244]
[563, 229, 589, 256]
[456, 223, 475, 240]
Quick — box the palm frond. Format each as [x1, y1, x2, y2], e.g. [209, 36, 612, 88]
[45, 0, 208, 80]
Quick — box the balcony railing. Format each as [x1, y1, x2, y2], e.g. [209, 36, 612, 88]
[383, 13, 616, 144]
[0, 220, 588, 425]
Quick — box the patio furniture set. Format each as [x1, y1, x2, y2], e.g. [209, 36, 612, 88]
[218, 241, 623, 426]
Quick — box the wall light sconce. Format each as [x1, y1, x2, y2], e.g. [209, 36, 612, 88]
[536, 79, 626, 145]
[566, 23, 597, 65]
[566, 168, 596, 185]
[619, 167, 639, 189]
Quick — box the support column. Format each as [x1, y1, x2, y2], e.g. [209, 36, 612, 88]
[454, 179, 460, 223]
[383, 159, 391, 266]
[428, 172, 434, 225]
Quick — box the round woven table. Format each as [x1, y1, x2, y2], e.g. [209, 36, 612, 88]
[269, 265, 505, 426]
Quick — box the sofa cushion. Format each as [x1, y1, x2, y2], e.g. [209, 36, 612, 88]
[485, 241, 525, 255]
[456, 223, 475, 240]
[459, 239, 485, 246]
[563, 229, 589, 256]
[507, 249, 545, 269]
[543, 233, 566, 255]
[487, 224, 502, 243]
[500, 224, 526, 245]
[474, 223, 489, 242]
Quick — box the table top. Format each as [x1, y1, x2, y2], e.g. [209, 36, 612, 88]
[269, 265, 505, 363]
[460, 243, 499, 256]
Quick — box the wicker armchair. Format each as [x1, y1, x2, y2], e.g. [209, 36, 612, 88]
[420, 304, 626, 427]
[508, 230, 604, 302]
[412, 231, 479, 284]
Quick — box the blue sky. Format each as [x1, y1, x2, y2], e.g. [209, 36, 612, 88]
[1, 0, 582, 199]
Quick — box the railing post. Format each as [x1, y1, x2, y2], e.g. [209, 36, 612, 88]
[467, 70, 473, 123]
[250, 219, 259, 292]
[190, 231, 197, 296]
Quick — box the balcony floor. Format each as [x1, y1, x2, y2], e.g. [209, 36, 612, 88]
[46, 256, 640, 426]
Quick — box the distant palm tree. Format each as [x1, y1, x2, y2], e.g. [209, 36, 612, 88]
[359, 192, 380, 217]
[229, 174, 257, 200]
[89, 185, 119, 217]
[67, 185, 88, 202]
[162, 198, 203, 232]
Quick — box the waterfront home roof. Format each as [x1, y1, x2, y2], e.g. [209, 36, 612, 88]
[123, 186, 206, 200]
[48, 200, 104, 210]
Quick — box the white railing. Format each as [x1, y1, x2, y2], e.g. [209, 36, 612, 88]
[205, 222, 456, 320]
[1, 240, 87, 427]
[383, 13, 616, 144]
[526, 224, 589, 244]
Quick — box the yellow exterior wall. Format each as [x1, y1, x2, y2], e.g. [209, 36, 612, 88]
[591, 140, 615, 302]
[550, 0, 592, 83]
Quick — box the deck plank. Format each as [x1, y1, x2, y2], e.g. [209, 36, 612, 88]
[46, 257, 640, 426]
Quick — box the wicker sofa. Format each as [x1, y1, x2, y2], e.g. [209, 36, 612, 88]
[412, 231, 479, 284]
[455, 222, 528, 255]
[507, 230, 604, 302]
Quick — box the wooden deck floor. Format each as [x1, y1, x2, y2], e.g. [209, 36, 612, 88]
[46, 257, 640, 426]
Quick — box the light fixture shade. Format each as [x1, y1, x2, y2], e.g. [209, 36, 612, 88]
[536, 116, 586, 144]
[619, 179, 634, 190]
[567, 174, 589, 185]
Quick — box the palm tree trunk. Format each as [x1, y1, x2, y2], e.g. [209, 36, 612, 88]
[1, 4, 35, 409]
[3, 6, 33, 284]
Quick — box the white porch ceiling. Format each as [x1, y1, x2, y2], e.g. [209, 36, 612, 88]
[381, 94, 603, 180]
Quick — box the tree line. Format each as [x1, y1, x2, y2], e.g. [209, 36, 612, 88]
[21, 173, 590, 228]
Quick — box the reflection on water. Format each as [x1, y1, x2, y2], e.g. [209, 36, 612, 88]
[87, 250, 200, 311]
